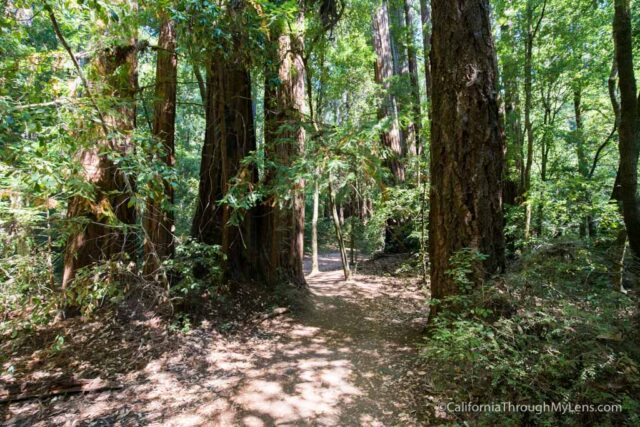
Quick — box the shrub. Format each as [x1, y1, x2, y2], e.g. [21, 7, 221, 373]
[421, 242, 640, 425]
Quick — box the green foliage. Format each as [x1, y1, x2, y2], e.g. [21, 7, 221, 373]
[163, 238, 224, 302]
[65, 258, 132, 315]
[446, 248, 489, 293]
[50, 333, 65, 353]
[168, 312, 192, 333]
[422, 242, 640, 425]
[0, 233, 56, 328]
[369, 184, 425, 252]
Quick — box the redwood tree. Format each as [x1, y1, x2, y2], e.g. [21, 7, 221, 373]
[373, 0, 410, 253]
[191, 52, 260, 278]
[372, 1, 404, 183]
[258, 14, 307, 287]
[418, 0, 432, 103]
[403, 0, 422, 155]
[61, 42, 139, 291]
[429, 0, 506, 301]
[143, 15, 178, 278]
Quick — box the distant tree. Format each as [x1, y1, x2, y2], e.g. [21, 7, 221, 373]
[403, 0, 422, 155]
[523, 0, 547, 239]
[418, 0, 432, 103]
[372, 1, 404, 183]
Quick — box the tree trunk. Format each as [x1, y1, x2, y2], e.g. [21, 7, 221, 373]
[191, 60, 223, 243]
[388, 0, 410, 151]
[419, 0, 432, 105]
[501, 21, 525, 200]
[143, 16, 177, 279]
[429, 0, 506, 302]
[573, 86, 595, 237]
[403, 0, 422, 156]
[373, 0, 410, 253]
[259, 14, 307, 286]
[535, 99, 551, 236]
[389, 0, 409, 77]
[191, 51, 260, 278]
[328, 179, 351, 281]
[613, 0, 640, 258]
[523, 0, 546, 240]
[523, 8, 534, 240]
[372, 1, 405, 183]
[350, 223, 356, 266]
[603, 58, 629, 287]
[62, 42, 139, 292]
[607, 59, 622, 202]
[311, 178, 320, 274]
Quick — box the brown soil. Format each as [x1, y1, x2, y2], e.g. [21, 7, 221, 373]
[2, 253, 431, 426]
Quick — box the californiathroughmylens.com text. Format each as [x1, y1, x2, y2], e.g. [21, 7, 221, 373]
[440, 402, 623, 415]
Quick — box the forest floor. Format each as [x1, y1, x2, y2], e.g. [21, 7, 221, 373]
[2, 253, 434, 426]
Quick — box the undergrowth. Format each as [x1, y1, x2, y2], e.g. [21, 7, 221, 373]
[422, 240, 640, 426]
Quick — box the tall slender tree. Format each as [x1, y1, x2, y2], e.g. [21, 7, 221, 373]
[612, 0, 640, 259]
[572, 86, 595, 237]
[418, 0, 432, 103]
[523, 0, 547, 239]
[403, 0, 422, 155]
[429, 0, 506, 303]
[499, 16, 525, 202]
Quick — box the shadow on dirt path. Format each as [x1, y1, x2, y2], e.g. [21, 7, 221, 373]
[3, 253, 430, 426]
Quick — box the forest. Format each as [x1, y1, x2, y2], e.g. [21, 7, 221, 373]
[1, 0, 640, 425]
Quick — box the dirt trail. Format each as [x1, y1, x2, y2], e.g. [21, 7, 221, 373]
[4, 253, 430, 426]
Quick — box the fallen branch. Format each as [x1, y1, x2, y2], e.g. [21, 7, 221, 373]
[259, 307, 290, 323]
[0, 378, 123, 405]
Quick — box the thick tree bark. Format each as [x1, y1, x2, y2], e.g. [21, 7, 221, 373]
[613, 0, 640, 258]
[373, 0, 410, 253]
[372, 1, 405, 183]
[191, 52, 260, 278]
[191, 61, 222, 243]
[143, 16, 177, 279]
[259, 15, 307, 286]
[62, 42, 139, 291]
[429, 0, 506, 301]
[389, 0, 409, 77]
